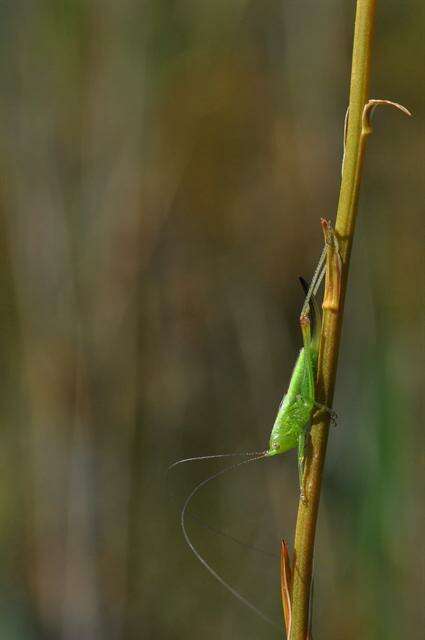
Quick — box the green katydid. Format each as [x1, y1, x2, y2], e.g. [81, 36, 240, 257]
[266, 276, 323, 495]
[267, 217, 341, 498]
[168, 220, 341, 628]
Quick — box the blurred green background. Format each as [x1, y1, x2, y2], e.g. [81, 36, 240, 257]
[0, 1, 423, 639]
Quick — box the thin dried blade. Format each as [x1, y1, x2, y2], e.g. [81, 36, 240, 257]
[280, 539, 292, 637]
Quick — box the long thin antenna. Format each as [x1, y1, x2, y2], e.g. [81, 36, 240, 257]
[166, 451, 278, 560]
[167, 451, 265, 475]
[181, 454, 281, 631]
[188, 512, 278, 559]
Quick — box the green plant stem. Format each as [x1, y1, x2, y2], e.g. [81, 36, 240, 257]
[289, 1, 377, 638]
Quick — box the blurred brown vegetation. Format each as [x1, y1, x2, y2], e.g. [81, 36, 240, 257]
[0, 1, 423, 639]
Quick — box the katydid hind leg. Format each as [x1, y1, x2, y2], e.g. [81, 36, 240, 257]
[299, 314, 316, 407]
[300, 244, 327, 320]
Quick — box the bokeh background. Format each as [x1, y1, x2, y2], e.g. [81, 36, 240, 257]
[0, 1, 423, 639]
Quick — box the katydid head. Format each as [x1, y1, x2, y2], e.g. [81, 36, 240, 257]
[267, 441, 281, 456]
[267, 432, 298, 457]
